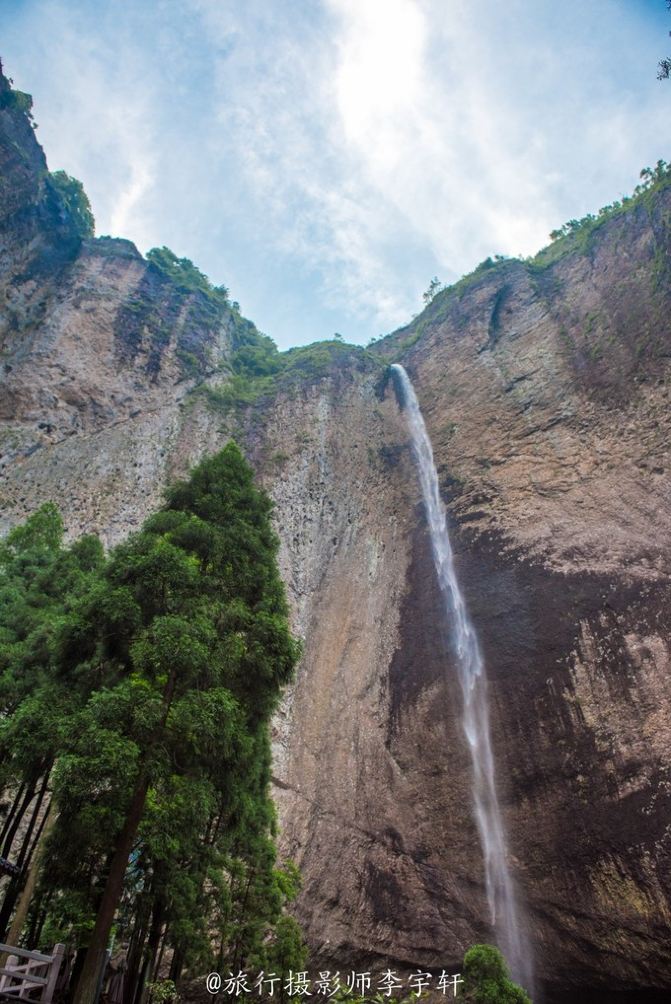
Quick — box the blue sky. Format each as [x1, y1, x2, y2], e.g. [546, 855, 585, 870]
[2, 0, 670, 348]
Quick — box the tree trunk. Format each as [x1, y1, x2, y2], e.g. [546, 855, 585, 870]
[168, 946, 183, 985]
[26, 887, 52, 948]
[0, 806, 55, 967]
[16, 774, 48, 871]
[123, 890, 152, 1004]
[71, 774, 149, 1004]
[153, 925, 168, 983]
[1, 777, 37, 858]
[138, 895, 164, 995]
[0, 782, 26, 848]
[0, 783, 51, 941]
[136, 898, 164, 1004]
[72, 667, 178, 1004]
[65, 948, 87, 1004]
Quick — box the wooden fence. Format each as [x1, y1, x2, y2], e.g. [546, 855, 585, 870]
[0, 942, 65, 1002]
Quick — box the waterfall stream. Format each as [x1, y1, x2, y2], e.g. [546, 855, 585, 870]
[391, 364, 533, 994]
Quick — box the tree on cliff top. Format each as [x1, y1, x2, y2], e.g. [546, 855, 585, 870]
[658, 1, 671, 78]
[146, 245, 230, 305]
[422, 276, 444, 306]
[47, 170, 95, 238]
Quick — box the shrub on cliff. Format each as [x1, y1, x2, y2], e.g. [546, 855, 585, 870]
[147, 245, 230, 306]
[0, 87, 33, 116]
[542, 160, 671, 260]
[47, 169, 95, 238]
[462, 945, 531, 1003]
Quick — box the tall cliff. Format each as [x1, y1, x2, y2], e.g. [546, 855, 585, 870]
[1, 70, 671, 1002]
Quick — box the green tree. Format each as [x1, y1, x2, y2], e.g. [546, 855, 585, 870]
[0, 505, 103, 939]
[47, 171, 95, 239]
[462, 945, 531, 1004]
[266, 913, 309, 1004]
[0, 448, 303, 1000]
[41, 443, 301, 1002]
[422, 276, 444, 306]
[0, 86, 34, 117]
[146, 246, 229, 305]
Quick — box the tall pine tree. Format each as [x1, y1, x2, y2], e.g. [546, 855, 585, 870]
[0, 445, 304, 1001]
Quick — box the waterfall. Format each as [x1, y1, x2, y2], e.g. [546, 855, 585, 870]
[391, 364, 534, 995]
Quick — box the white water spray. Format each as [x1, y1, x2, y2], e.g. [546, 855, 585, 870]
[391, 364, 534, 994]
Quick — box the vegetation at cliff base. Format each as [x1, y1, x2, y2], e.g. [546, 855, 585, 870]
[462, 945, 531, 1004]
[47, 169, 95, 239]
[0, 445, 305, 1002]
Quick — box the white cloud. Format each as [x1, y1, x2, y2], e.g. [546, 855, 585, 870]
[188, 0, 670, 336]
[108, 161, 155, 243]
[332, 0, 425, 152]
[327, 0, 554, 267]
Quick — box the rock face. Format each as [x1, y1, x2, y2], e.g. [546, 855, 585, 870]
[2, 70, 671, 1002]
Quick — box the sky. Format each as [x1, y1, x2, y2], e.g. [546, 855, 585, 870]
[2, 0, 670, 348]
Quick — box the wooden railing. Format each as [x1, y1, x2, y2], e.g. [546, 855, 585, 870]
[0, 943, 65, 1002]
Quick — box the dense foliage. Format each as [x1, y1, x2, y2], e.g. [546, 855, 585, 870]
[47, 170, 95, 239]
[0, 445, 305, 1002]
[146, 246, 231, 307]
[462, 945, 531, 1004]
[0, 87, 33, 116]
[201, 328, 374, 413]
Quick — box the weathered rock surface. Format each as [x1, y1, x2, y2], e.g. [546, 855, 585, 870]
[2, 70, 671, 1002]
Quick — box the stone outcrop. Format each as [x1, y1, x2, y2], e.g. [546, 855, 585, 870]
[2, 67, 671, 1002]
